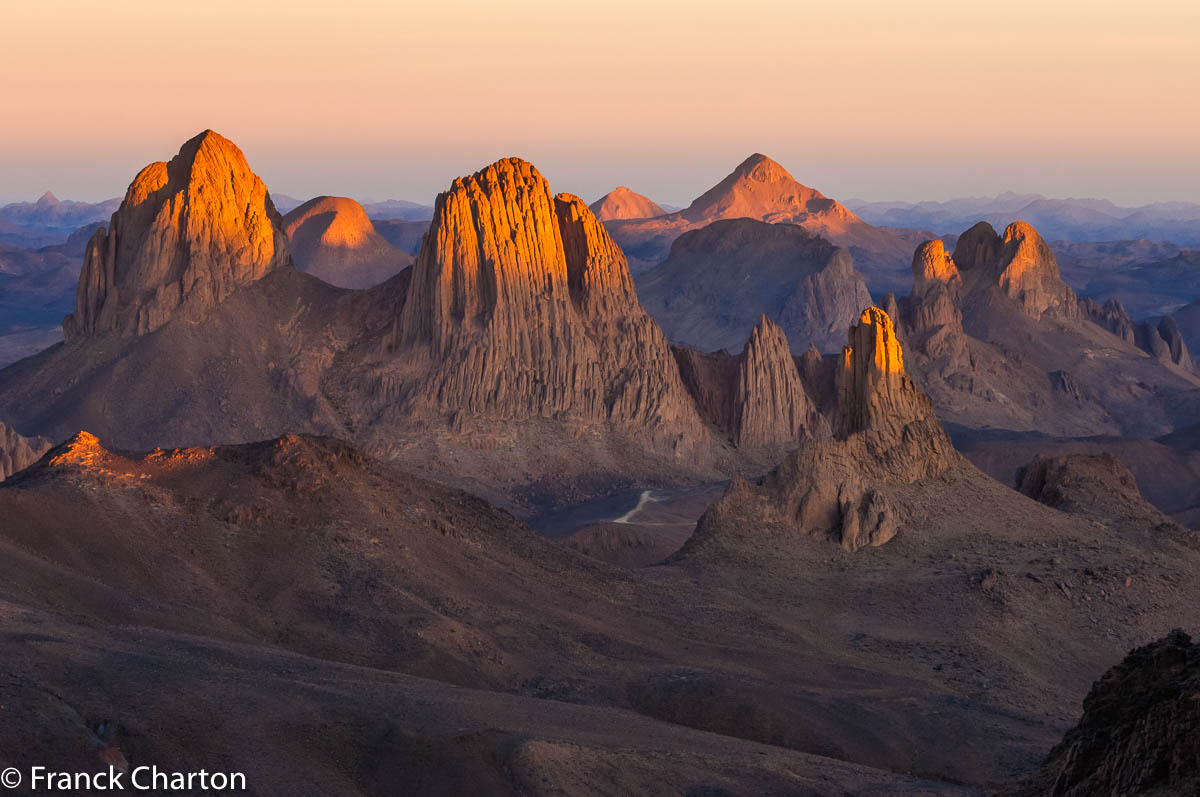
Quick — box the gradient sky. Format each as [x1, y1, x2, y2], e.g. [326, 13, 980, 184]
[2, 0, 1198, 207]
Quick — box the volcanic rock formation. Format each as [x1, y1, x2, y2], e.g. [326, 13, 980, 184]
[1080, 297, 1196, 372]
[383, 158, 707, 446]
[687, 307, 957, 553]
[0, 419, 50, 481]
[1016, 629, 1200, 797]
[890, 220, 1200, 438]
[672, 316, 827, 448]
[607, 154, 926, 287]
[63, 130, 292, 339]
[636, 218, 874, 353]
[952, 221, 1078, 319]
[589, 186, 666, 221]
[283, 196, 412, 288]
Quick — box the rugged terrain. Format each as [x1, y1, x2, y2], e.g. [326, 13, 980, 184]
[637, 217, 873, 353]
[4, 310, 1198, 793]
[889, 222, 1200, 438]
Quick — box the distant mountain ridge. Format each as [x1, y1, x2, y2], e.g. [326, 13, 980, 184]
[848, 193, 1200, 245]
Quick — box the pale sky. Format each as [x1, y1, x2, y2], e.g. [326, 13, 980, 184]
[2, 0, 1197, 206]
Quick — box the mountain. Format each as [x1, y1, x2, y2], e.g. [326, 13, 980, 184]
[636, 218, 873, 354]
[605, 154, 928, 289]
[283, 196, 413, 288]
[268, 192, 304, 213]
[589, 186, 666, 221]
[0, 139, 748, 510]
[379, 158, 711, 456]
[685, 307, 956, 554]
[64, 129, 292, 339]
[360, 198, 435, 221]
[372, 218, 429, 254]
[849, 194, 1200, 245]
[1015, 629, 1200, 796]
[1049, 239, 1193, 319]
[890, 221, 1200, 438]
[0, 192, 121, 249]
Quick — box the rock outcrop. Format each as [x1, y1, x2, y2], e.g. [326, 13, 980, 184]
[283, 196, 412, 289]
[1017, 629, 1200, 797]
[1080, 297, 1196, 372]
[0, 420, 51, 481]
[672, 316, 826, 448]
[1016, 452, 1167, 523]
[588, 187, 665, 221]
[636, 218, 874, 353]
[388, 158, 706, 441]
[64, 130, 292, 339]
[687, 307, 957, 553]
[952, 221, 1078, 319]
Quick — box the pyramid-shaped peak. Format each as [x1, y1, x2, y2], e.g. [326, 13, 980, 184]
[730, 153, 796, 183]
[36, 191, 59, 205]
[589, 186, 666, 221]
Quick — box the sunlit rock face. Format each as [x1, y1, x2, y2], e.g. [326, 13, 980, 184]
[950, 220, 1078, 319]
[393, 157, 708, 439]
[686, 307, 959, 554]
[588, 186, 665, 221]
[904, 240, 964, 343]
[64, 130, 292, 340]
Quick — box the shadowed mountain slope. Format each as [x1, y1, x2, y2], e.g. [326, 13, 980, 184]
[283, 196, 413, 288]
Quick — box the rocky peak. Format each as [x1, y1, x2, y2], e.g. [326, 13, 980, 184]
[945, 220, 1078, 318]
[1080, 297, 1136, 343]
[911, 240, 961, 297]
[1145, 315, 1195, 373]
[992, 221, 1078, 317]
[836, 307, 919, 437]
[0, 420, 52, 482]
[1080, 298, 1195, 372]
[555, 193, 639, 316]
[671, 317, 826, 449]
[388, 157, 707, 439]
[733, 317, 825, 447]
[64, 129, 291, 340]
[951, 221, 1001, 273]
[687, 306, 957, 554]
[36, 191, 59, 206]
[588, 186, 665, 221]
[680, 153, 837, 224]
[398, 157, 568, 354]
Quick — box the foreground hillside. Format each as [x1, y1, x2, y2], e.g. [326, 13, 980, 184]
[3, 306, 1199, 793]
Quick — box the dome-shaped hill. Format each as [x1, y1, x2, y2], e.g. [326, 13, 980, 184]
[284, 196, 413, 289]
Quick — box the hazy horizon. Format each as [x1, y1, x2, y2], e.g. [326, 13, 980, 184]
[4, 0, 1197, 207]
